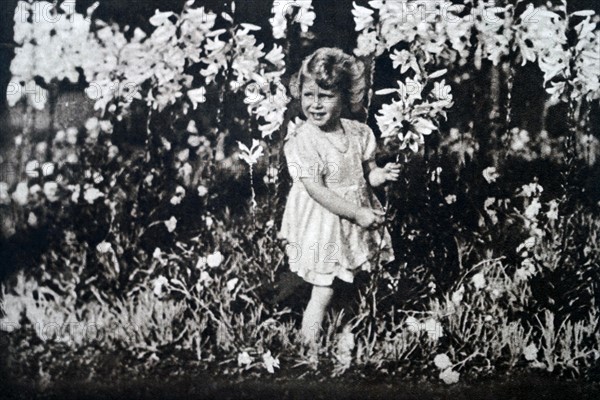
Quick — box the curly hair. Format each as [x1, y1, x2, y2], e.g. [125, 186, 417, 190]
[289, 47, 367, 114]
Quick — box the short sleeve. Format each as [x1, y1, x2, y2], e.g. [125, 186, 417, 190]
[362, 124, 377, 162]
[284, 129, 326, 181]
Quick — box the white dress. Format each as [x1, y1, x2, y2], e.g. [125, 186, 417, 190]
[278, 118, 395, 286]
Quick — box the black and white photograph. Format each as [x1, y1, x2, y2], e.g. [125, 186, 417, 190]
[0, 0, 599, 399]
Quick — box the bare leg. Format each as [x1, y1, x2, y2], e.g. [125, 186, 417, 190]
[301, 284, 334, 344]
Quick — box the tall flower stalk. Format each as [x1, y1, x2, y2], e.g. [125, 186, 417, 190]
[237, 139, 264, 222]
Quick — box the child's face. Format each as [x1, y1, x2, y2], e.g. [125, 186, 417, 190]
[300, 76, 343, 131]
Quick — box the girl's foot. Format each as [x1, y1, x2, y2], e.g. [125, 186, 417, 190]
[297, 331, 320, 370]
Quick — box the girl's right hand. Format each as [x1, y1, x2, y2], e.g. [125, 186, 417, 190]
[354, 207, 385, 229]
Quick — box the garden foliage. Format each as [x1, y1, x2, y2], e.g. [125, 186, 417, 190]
[1, 0, 599, 384]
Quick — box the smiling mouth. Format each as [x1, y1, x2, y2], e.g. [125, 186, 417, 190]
[310, 112, 326, 120]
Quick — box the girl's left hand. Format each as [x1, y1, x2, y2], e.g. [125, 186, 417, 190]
[381, 163, 400, 182]
[369, 163, 401, 187]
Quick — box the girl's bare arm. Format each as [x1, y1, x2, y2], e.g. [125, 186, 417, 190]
[300, 176, 384, 228]
[364, 160, 379, 186]
[300, 176, 359, 220]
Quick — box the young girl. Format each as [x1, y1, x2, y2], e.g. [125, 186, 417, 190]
[279, 47, 400, 344]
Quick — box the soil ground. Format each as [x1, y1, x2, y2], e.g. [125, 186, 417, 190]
[1, 374, 599, 400]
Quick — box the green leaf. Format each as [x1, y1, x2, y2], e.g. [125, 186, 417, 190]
[571, 10, 595, 17]
[375, 88, 397, 96]
[429, 69, 447, 79]
[221, 12, 234, 23]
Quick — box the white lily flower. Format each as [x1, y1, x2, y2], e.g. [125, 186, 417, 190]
[434, 354, 452, 370]
[482, 167, 499, 184]
[43, 181, 59, 202]
[227, 277, 239, 292]
[83, 186, 104, 204]
[207, 251, 223, 268]
[439, 368, 460, 384]
[471, 272, 486, 290]
[25, 160, 39, 178]
[197, 185, 208, 197]
[188, 87, 206, 109]
[164, 216, 177, 232]
[237, 351, 253, 367]
[149, 10, 174, 27]
[262, 350, 280, 373]
[351, 2, 374, 32]
[523, 343, 538, 361]
[12, 182, 29, 205]
[237, 139, 264, 166]
[153, 276, 169, 296]
[96, 241, 112, 253]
